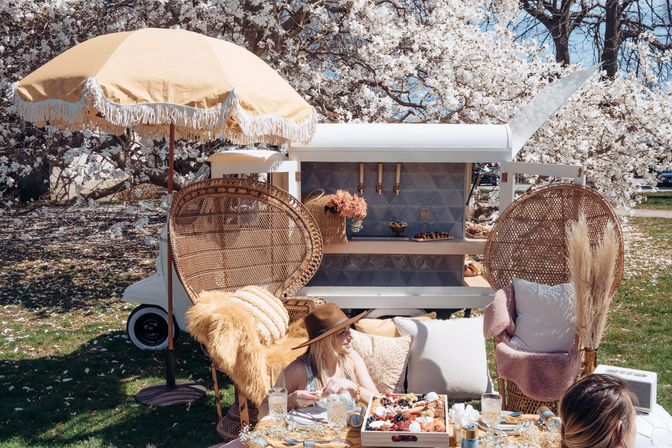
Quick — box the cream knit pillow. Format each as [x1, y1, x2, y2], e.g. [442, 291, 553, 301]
[232, 285, 289, 345]
[351, 329, 412, 393]
[198, 286, 289, 345]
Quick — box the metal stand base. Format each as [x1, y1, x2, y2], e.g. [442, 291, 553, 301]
[136, 382, 206, 406]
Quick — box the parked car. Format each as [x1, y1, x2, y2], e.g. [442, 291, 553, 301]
[657, 172, 672, 188]
[471, 165, 499, 186]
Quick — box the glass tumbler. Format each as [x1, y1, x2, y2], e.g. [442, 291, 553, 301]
[326, 395, 350, 445]
[480, 393, 503, 443]
[269, 386, 288, 424]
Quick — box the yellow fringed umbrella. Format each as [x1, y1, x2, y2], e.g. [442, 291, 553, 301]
[13, 27, 315, 144]
[12, 27, 316, 406]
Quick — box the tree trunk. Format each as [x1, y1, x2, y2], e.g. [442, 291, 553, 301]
[601, 0, 621, 79]
[551, 22, 571, 65]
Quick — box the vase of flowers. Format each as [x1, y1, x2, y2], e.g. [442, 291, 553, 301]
[324, 190, 368, 233]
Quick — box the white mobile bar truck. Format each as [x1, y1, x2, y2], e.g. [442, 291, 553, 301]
[123, 67, 594, 350]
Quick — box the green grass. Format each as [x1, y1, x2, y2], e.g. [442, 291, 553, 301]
[0, 204, 234, 447]
[0, 205, 670, 447]
[599, 218, 672, 411]
[637, 192, 672, 210]
[0, 308, 234, 447]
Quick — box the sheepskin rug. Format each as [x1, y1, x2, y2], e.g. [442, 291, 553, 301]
[187, 291, 308, 405]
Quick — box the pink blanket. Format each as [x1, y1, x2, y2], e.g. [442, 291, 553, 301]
[483, 285, 581, 402]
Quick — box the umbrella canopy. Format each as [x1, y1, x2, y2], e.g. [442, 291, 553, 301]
[12, 28, 315, 144]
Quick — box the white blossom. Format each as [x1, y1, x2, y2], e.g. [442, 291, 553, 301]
[0, 0, 669, 208]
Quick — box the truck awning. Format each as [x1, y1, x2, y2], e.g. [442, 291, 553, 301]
[290, 123, 513, 163]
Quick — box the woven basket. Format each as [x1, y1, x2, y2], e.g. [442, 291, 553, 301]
[304, 189, 347, 244]
[216, 392, 259, 441]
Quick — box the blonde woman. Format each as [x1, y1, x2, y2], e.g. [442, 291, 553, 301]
[260, 304, 378, 416]
[559, 374, 638, 448]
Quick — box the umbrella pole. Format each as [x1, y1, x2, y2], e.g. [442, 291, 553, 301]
[166, 123, 176, 388]
[136, 123, 205, 406]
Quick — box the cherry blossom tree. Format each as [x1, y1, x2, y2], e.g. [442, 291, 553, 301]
[1, 0, 670, 210]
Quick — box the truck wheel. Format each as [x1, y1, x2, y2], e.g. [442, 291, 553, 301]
[126, 305, 179, 351]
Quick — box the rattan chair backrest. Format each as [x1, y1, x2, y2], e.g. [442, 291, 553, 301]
[483, 184, 624, 293]
[169, 178, 323, 304]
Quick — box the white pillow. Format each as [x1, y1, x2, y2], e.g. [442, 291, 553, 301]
[394, 317, 489, 399]
[509, 278, 576, 353]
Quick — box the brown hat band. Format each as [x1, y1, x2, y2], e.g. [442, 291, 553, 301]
[315, 317, 347, 336]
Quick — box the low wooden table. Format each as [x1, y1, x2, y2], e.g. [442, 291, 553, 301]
[249, 415, 556, 448]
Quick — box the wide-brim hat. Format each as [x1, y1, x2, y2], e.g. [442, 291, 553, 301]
[292, 303, 368, 349]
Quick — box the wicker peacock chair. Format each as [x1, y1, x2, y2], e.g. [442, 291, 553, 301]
[169, 178, 324, 439]
[482, 183, 624, 413]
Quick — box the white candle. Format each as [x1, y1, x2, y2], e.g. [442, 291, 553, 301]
[395, 163, 401, 183]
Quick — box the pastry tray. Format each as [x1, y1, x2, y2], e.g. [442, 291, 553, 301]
[411, 236, 453, 242]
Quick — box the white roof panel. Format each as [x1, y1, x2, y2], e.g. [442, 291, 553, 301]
[290, 123, 512, 163]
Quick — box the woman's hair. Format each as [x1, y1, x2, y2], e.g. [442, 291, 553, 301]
[559, 374, 637, 448]
[307, 332, 357, 388]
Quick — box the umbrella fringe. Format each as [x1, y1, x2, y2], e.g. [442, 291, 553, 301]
[12, 78, 316, 144]
[11, 81, 89, 127]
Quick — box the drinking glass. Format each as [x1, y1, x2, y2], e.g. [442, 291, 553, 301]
[326, 395, 350, 446]
[269, 386, 288, 434]
[481, 393, 503, 442]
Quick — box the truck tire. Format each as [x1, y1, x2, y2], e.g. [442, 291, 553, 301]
[126, 305, 179, 351]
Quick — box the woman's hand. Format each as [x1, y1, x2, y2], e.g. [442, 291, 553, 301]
[323, 378, 358, 397]
[288, 390, 321, 409]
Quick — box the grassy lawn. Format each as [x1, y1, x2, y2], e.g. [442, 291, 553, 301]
[0, 203, 234, 447]
[637, 192, 672, 210]
[0, 204, 670, 447]
[600, 218, 672, 411]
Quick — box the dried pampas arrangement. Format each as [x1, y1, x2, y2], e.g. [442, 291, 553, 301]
[567, 214, 619, 375]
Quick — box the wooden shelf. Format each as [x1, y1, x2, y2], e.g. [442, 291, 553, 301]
[464, 274, 492, 288]
[323, 238, 486, 255]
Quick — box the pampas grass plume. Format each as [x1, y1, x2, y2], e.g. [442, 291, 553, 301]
[567, 214, 619, 350]
[567, 214, 592, 349]
[588, 223, 618, 348]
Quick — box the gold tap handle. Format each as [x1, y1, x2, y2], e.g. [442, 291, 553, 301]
[394, 163, 401, 195]
[376, 163, 383, 194]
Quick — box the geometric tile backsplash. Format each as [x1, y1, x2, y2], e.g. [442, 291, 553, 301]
[301, 162, 466, 238]
[301, 162, 466, 287]
[308, 253, 463, 287]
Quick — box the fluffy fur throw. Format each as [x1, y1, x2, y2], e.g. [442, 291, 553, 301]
[483, 284, 581, 402]
[187, 291, 308, 405]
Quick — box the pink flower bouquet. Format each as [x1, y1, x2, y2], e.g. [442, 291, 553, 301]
[324, 190, 367, 232]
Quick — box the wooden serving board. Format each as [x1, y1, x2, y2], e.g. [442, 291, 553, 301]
[360, 394, 449, 448]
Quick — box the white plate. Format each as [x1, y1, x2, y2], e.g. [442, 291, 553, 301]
[478, 412, 523, 433]
[286, 408, 328, 427]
